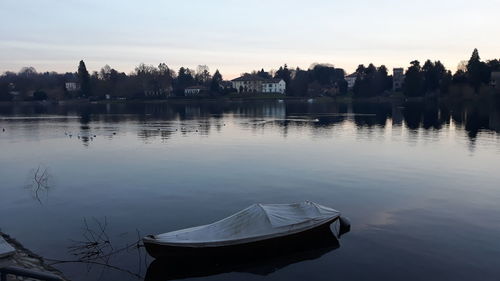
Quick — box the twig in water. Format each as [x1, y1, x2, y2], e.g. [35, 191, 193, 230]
[46, 217, 146, 279]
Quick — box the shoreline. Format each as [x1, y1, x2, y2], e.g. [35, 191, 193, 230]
[0, 93, 497, 107]
[0, 231, 69, 281]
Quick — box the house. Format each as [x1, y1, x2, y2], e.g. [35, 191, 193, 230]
[7, 83, 21, 101]
[345, 73, 357, 89]
[184, 86, 208, 96]
[491, 72, 500, 89]
[262, 78, 286, 94]
[231, 75, 265, 93]
[144, 86, 173, 98]
[65, 82, 80, 92]
[231, 75, 286, 94]
[393, 68, 405, 91]
[219, 81, 234, 90]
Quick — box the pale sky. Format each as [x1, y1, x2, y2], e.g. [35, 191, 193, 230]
[1, 0, 499, 79]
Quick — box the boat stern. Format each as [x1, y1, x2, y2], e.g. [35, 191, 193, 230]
[338, 216, 351, 237]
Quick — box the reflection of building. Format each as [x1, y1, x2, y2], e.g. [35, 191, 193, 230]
[489, 111, 500, 133]
[393, 68, 405, 91]
[184, 86, 208, 96]
[344, 73, 357, 89]
[491, 72, 500, 88]
[231, 75, 286, 94]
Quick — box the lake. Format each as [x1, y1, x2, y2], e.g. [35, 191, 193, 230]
[1, 100, 500, 281]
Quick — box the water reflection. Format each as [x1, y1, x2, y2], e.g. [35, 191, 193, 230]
[25, 165, 52, 205]
[1, 100, 500, 281]
[1, 100, 499, 147]
[48, 217, 147, 280]
[145, 227, 340, 281]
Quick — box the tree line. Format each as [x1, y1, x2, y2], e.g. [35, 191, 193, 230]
[0, 49, 498, 101]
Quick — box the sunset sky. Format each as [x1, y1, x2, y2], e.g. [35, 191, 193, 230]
[1, 0, 499, 79]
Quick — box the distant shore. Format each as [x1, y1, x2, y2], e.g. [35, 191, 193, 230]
[1, 92, 499, 107]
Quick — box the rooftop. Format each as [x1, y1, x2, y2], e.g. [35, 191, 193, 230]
[231, 75, 283, 83]
[231, 74, 266, 82]
[262, 78, 284, 84]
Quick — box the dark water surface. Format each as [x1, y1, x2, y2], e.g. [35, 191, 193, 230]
[1, 100, 500, 281]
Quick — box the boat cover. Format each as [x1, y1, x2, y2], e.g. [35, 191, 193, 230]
[149, 201, 341, 247]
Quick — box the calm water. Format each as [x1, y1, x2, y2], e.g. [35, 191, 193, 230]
[1, 100, 500, 281]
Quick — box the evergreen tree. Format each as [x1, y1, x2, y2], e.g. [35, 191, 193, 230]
[210, 70, 223, 93]
[275, 64, 291, 94]
[175, 67, 195, 95]
[403, 60, 424, 97]
[440, 70, 453, 96]
[289, 68, 309, 96]
[375, 65, 391, 95]
[353, 64, 390, 97]
[453, 69, 468, 84]
[157, 62, 173, 93]
[0, 83, 12, 101]
[422, 60, 446, 93]
[487, 59, 500, 72]
[466, 49, 490, 92]
[78, 60, 91, 97]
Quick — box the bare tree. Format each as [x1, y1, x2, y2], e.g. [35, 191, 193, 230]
[196, 65, 211, 84]
[457, 60, 468, 72]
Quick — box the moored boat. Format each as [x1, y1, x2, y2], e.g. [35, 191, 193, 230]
[143, 201, 350, 259]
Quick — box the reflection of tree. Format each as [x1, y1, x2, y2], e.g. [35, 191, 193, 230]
[5, 100, 500, 149]
[77, 106, 93, 146]
[403, 102, 444, 130]
[26, 165, 52, 205]
[353, 102, 392, 128]
[402, 100, 500, 145]
[464, 109, 490, 140]
[47, 217, 147, 279]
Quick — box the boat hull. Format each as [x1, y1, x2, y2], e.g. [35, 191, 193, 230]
[143, 217, 341, 259]
[145, 225, 340, 281]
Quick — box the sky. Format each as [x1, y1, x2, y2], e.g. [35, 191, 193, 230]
[1, 0, 499, 79]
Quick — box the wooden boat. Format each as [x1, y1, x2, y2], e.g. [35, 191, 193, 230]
[143, 201, 350, 259]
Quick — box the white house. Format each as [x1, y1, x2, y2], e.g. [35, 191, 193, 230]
[231, 75, 286, 94]
[231, 75, 264, 93]
[145, 86, 173, 98]
[262, 78, 286, 94]
[344, 73, 357, 89]
[184, 86, 208, 96]
[65, 82, 80, 92]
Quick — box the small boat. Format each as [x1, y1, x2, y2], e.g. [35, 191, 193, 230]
[145, 226, 340, 280]
[143, 201, 350, 259]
